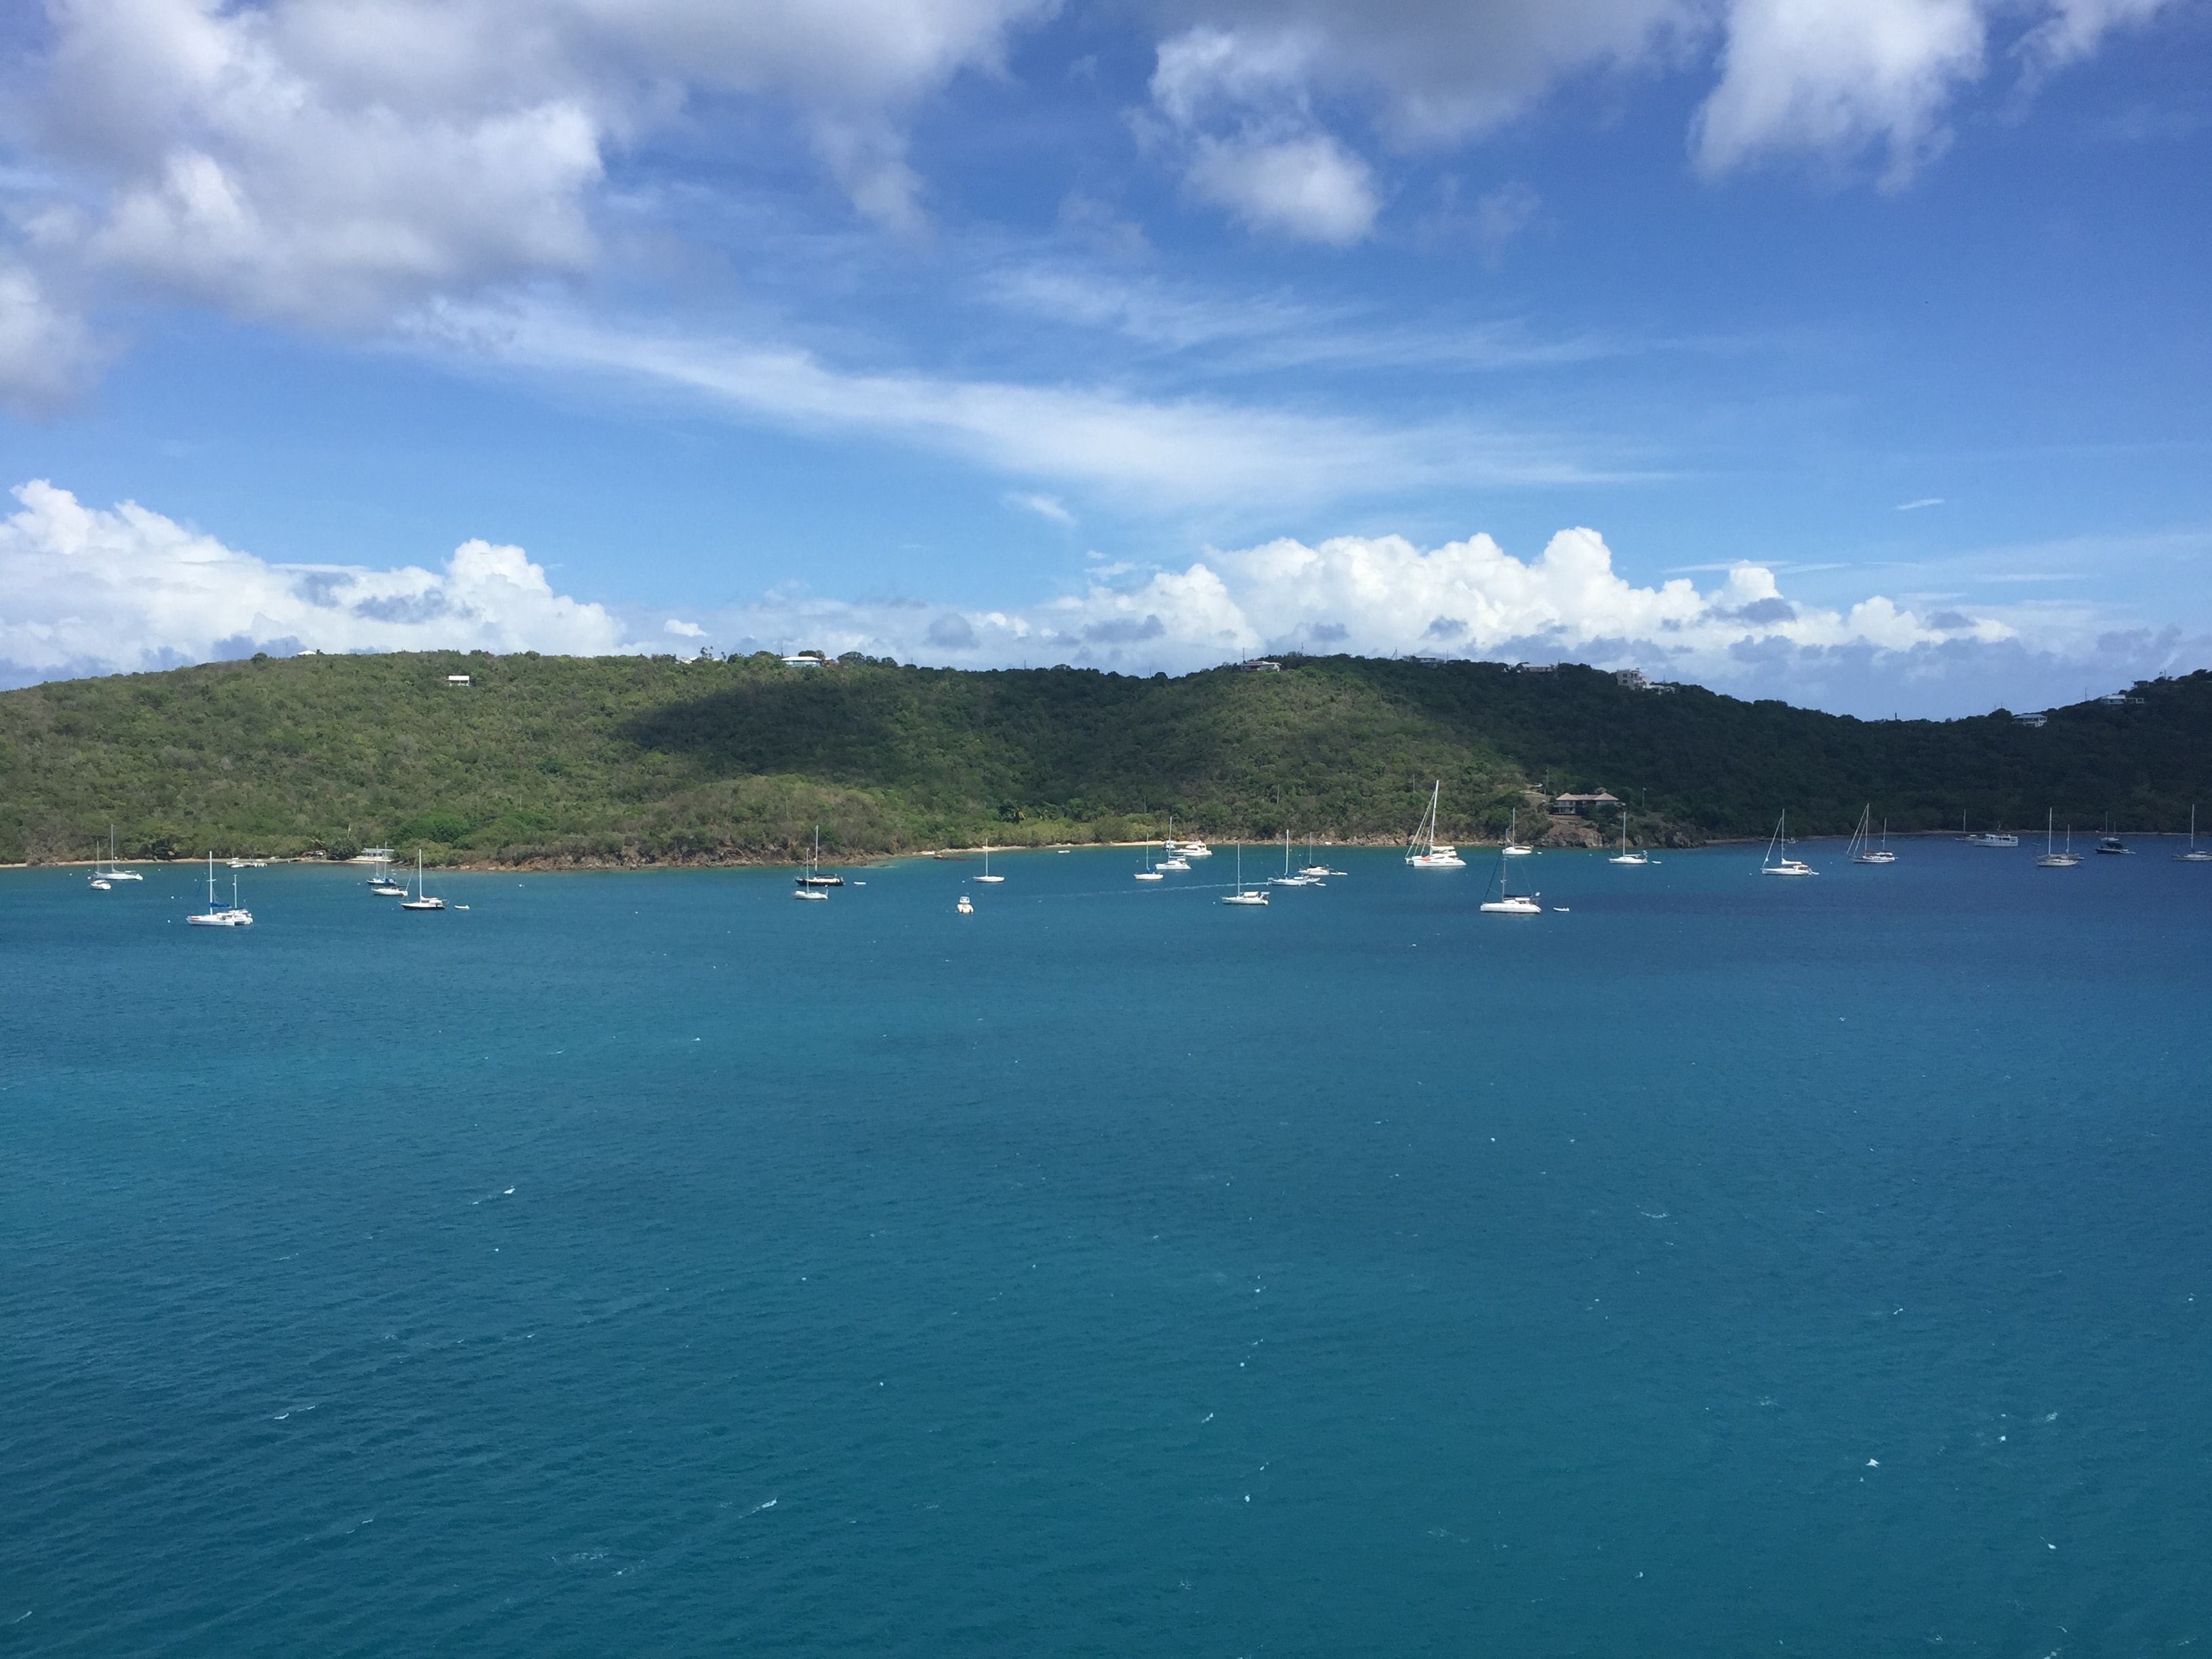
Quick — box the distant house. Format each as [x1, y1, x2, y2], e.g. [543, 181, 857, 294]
[781, 651, 829, 668]
[2096, 693, 2146, 707]
[1235, 658, 1282, 672]
[446, 674, 471, 686]
[1613, 668, 1650, 690]
[1554, 791, 1623, 815]
[2014, 712, 2048, 727]
[1510, 661, 1556, 674]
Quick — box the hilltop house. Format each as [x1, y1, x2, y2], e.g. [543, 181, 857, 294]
[1554, 791, 1623, 816]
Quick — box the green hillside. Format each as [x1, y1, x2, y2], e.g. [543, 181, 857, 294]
[1, 649, 2206, 865]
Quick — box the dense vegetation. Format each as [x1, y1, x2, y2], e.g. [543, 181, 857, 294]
[1, 649, 2205, 865]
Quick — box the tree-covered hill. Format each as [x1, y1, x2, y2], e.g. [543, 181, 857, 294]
[1, 649, 2205, 865]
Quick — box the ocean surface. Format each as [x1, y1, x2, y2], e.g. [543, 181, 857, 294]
[3, 840, 2209, 1657]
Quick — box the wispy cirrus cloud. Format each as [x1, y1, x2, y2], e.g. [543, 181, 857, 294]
[409, 299, 1621, 515]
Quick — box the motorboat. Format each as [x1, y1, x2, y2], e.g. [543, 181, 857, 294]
[2094, 832, 2131, 855]
[1760, 813, 1816, 876]
[956, 894, 974, 914]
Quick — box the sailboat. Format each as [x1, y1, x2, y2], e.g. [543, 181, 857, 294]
[2036, 809, 2079, 868]
[1298, 834, 1334, 878]
[399, 848, 447, 911]
[186, 851, 253, 926]
[1219, 841, 1269, 905]
[1135, 840, 1164, 881]
[1502, 808, 1534, 858]
[2177, 806, 2212, 863]
[1406, 781, 1465, 868]
[973, 841, 1004, 883]
[87, 838, 112, 890]
[1847, 804, 1898, 864]
[101, 825, 143, 881]
[797, 825, 845, 886]
[1479, 846, 1542, 914]
[1156, 816, 1191, 872]
[1608, 810, 1650, 865]
[1269, 829, 1317, 886]
[1760, 813, 1816, 876]
[366, 853, 407, 896]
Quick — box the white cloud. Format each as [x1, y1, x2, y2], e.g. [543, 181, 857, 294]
[413, 299, 1609, 512]
[1183, 130, 1380, 245]
[1896, 496, 1945, 510]
[0, 479, 639, 684]
[0, 262, 105, 413]
[16, 0, 1057, 329]
[1004, 491, 1076, 526]
[663, 617, 707, 637]
[1693, 0, 1986, 185]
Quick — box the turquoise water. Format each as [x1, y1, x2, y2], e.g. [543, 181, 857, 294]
[4, 842, 2209, 1656]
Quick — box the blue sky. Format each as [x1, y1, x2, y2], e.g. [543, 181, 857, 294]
[1, 0, 2207, 716]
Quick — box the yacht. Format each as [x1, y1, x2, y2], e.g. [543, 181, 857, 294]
[796, 825, 845, 886]
[100, 825, 143, 881]
[2177, 806, 2212, 863]
[1760, 813, 1816, 876]
[956, 893, 974, 914]
[1501, 809, 1534, 858]
[228, 857, 269, 869]
[2094, 827, 2131, 855]
[398, 849, 447, 911]
[186, 852, 254, 926]
[1179, 837, 1213, 858]
[1219, 842, 1269, 905]
[2036, 811, 2080, 869]
[1608, 811, 1650, 866]
[1156, 853, 1191, 872]
[1961, 815, 2019, 848]
[1269, 830, 1318, 886]
[1479, 848, 1542, 915]
[1406, 781, 1465, 869]
[972, 842, 1004, 883]
[1847, 804, 1898, 865]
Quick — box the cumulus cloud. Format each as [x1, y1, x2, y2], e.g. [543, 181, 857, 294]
[14, 0, 1056, 331]
[0, 480, 639, 684]
[0, 262, 106, 413]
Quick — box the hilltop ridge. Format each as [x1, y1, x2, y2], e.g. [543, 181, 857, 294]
[1, 651, 2205, 866]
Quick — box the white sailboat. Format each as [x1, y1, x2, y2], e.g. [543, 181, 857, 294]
[1608, 810, 1650, 865]
[2177, 806, 2212, 862]
[2036, 811, 2080, 868]
[1760, 813, 1816, 876]
[366, 853, 407, 896]
[1269, 828, 1317, 886]
[1406, 781, 1465, 868]
[1847, 804, 1897, 864]
[186, 851, 253, 926]
[973, 840, 1004, 883]
[102, 825, 143, 880]
[1135, 841, 1164, 881]
[399, 848, 447, 910]
[87, 838, 112, 890]
[1155, 816, 1191, 871]
[1219, 841, 1269, 905]
[1479, 845, 1542, 914]
[1298, 833, 1334, 878]
[1502, 808, 1533, 857]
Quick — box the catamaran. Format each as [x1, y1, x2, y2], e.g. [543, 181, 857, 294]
[1220, 842, 1269, 905]
[186, 851, 253, 926]
[1847, 804, 1898, 864]
[1406, 781, 1465, 868]
[1479, 846, 1541, 914]
[1760, 813, 1816, 876]
[2177, 806, 2212, 863]
[399, 848, 447, 911]
[2036, 810, 2080, 869]
[1502, 808, 1533, 857]
[1608, 811, 1649, 865]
